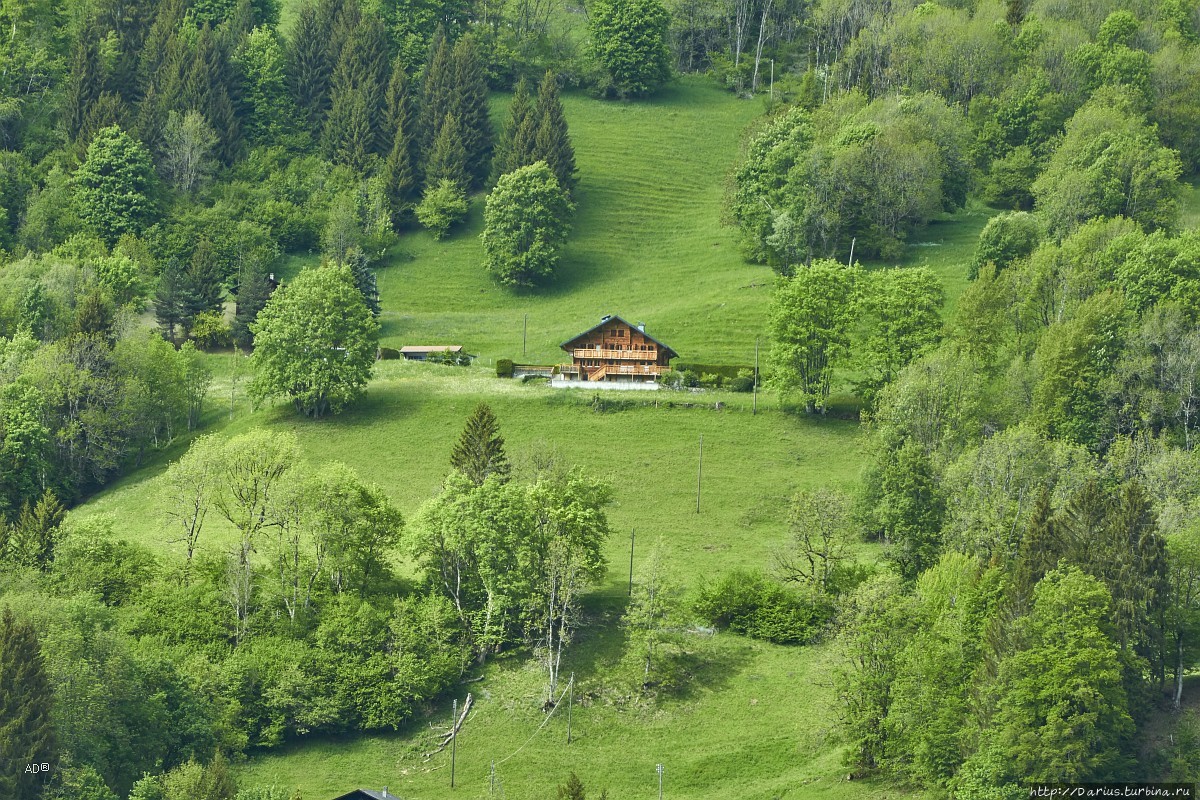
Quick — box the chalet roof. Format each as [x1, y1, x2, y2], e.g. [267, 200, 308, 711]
[331, 789, 401, 800]
[559, 315, 678, 359]
[400, 345, 463, 354]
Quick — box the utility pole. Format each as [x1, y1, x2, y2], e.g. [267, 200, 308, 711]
[450, 698, 457, 789]
[522, 314, 528, 357]
[696, 435, 703, 514]
[628, 528, 636, 596]
[566, 672, 575, 744]
[657, 764, 665, 800]
[770, 59, 774, 100]
[490, 761, 495, 796]
[753, 337, 759, 416]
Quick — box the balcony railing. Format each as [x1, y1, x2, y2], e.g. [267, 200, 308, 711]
[572, 348, 658, 360]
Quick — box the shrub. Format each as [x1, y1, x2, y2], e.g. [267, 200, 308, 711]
[496, 358, 514, 377]
[680, 369, 700, 388]
[379, 347, 401, 360]
[190, 311, 232, 350]
[415, 179, 469, 240]
[729, 368, 756, 392]
[694, 569, 833, 645]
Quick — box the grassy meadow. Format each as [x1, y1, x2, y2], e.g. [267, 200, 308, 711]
[65, 75, 1015, 800]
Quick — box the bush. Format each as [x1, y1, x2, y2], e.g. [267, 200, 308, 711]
[729, 368, 756, 392]
[680, 369, 700, 388]
[694, 569, 833, 644]
[378, 347, 401, 360]
[190, 310, 232, 350]
[496, 358, 514, 377]
[415, 180, 469, 240]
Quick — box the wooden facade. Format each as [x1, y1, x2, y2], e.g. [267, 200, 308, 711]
[559, 315, 678, 384]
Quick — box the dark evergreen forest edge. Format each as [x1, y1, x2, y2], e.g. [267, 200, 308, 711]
[1, 0, 1200, 797]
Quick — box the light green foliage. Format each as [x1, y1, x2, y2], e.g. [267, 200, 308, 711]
[873, 439, 945, 582]
[834, 572, 914, 772]
[1033, 90, 1182, 239]
[854, 267, 944, 405]
[161, 111, 218, 194]
[250, 265, 379, 418]
[73, 126, 159, 245]
[588, 0, 672, 98]
[733, 94, 969, 265]
[768, 259, 859, 413]
[964, 567, 1133, 785]
[775, 487, 855, 594]
[1032, 290, 1127, 449]
[415, 178, 469, 240]
[52, 517, 158, 607]
[412, 469, 612, 669]
[887, 555, 998, 788]
[970, 211, 1042, 279]
[623, 540, 686, 689]
[482, 161, 574, 287]
[235, 27, 293, 146]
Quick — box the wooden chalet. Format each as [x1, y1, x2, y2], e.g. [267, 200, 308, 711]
[331, 789, 402, 800]
[558, 315, 678, 385]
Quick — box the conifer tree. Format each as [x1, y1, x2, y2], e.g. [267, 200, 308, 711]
[556, 773, 586, 800]
[138, 0, 187, 98]
[8, 490, 64, 571]
[181, 240, 225, 335]
[452, 34, 493, 187]
[324, 82, 374, 172]
[344, 247, 381, 315]
[492, 75, 535, 181]
[323, 18, 389, 172]
[65, 29, 104, 142]
[77, 91, 132, 156]
[185, 26, 241, 164]
[0, 607, 57, 800]
[383, 57, 419, 220]
[425, 112, 468, 190]
[287, 1, 335, 136]
[450, 403, 510, 485]
[232, 262, 271, 347]
[419, 29, 454, 159]
[155, 259, 186, 344]
[532, 71, 577, 193]
[357, 15, 393, 153]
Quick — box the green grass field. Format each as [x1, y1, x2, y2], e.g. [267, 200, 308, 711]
[65, 76, 1012, 800]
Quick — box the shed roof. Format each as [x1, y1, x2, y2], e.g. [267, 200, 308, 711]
[400, 345, 463, 354]
[559, 315, 678, 359]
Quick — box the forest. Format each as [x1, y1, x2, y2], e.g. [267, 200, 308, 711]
[1, 0, 1200, 798]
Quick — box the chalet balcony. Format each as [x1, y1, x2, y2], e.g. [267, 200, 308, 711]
[572, 348, 659, 360]
[560, 363, 669, 380]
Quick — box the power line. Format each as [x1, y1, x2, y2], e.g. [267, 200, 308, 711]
[494, 679, 574, 766]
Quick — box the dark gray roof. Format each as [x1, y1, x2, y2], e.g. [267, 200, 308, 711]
[559, 314, 679, 359]
[331, 790, 401, 800]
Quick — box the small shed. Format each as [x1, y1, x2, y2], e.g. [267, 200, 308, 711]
[399, 345, 467, 362]
[331, 789, 402, 800]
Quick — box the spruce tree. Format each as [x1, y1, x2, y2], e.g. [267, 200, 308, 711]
[185, 26, 241, 165]
[9, 490, 64, 571]
[344, 248, 381, 315]
[323, 23, 386, 172]
[492, 75, 535, 181]
[451, 34, 493, 187]
[450, 403, 510, 485]
[419, 29, 454, 159]
[76, 91, 132, 156]
[155, 259, 186, 344]
[180, 240, 225, 336]
[532, 71, 577, 193]
[286, 1, 335, 136]
[0, 607, 58, 800]
[64, 29, 104, 143]
[138, 0, 186, 98]
[232, 263, 271, 347]
[425, 112, 468, 190]
[556, 773, 586, 800]
[357, 15, 393, 154]
[383, 57, 419, 221]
